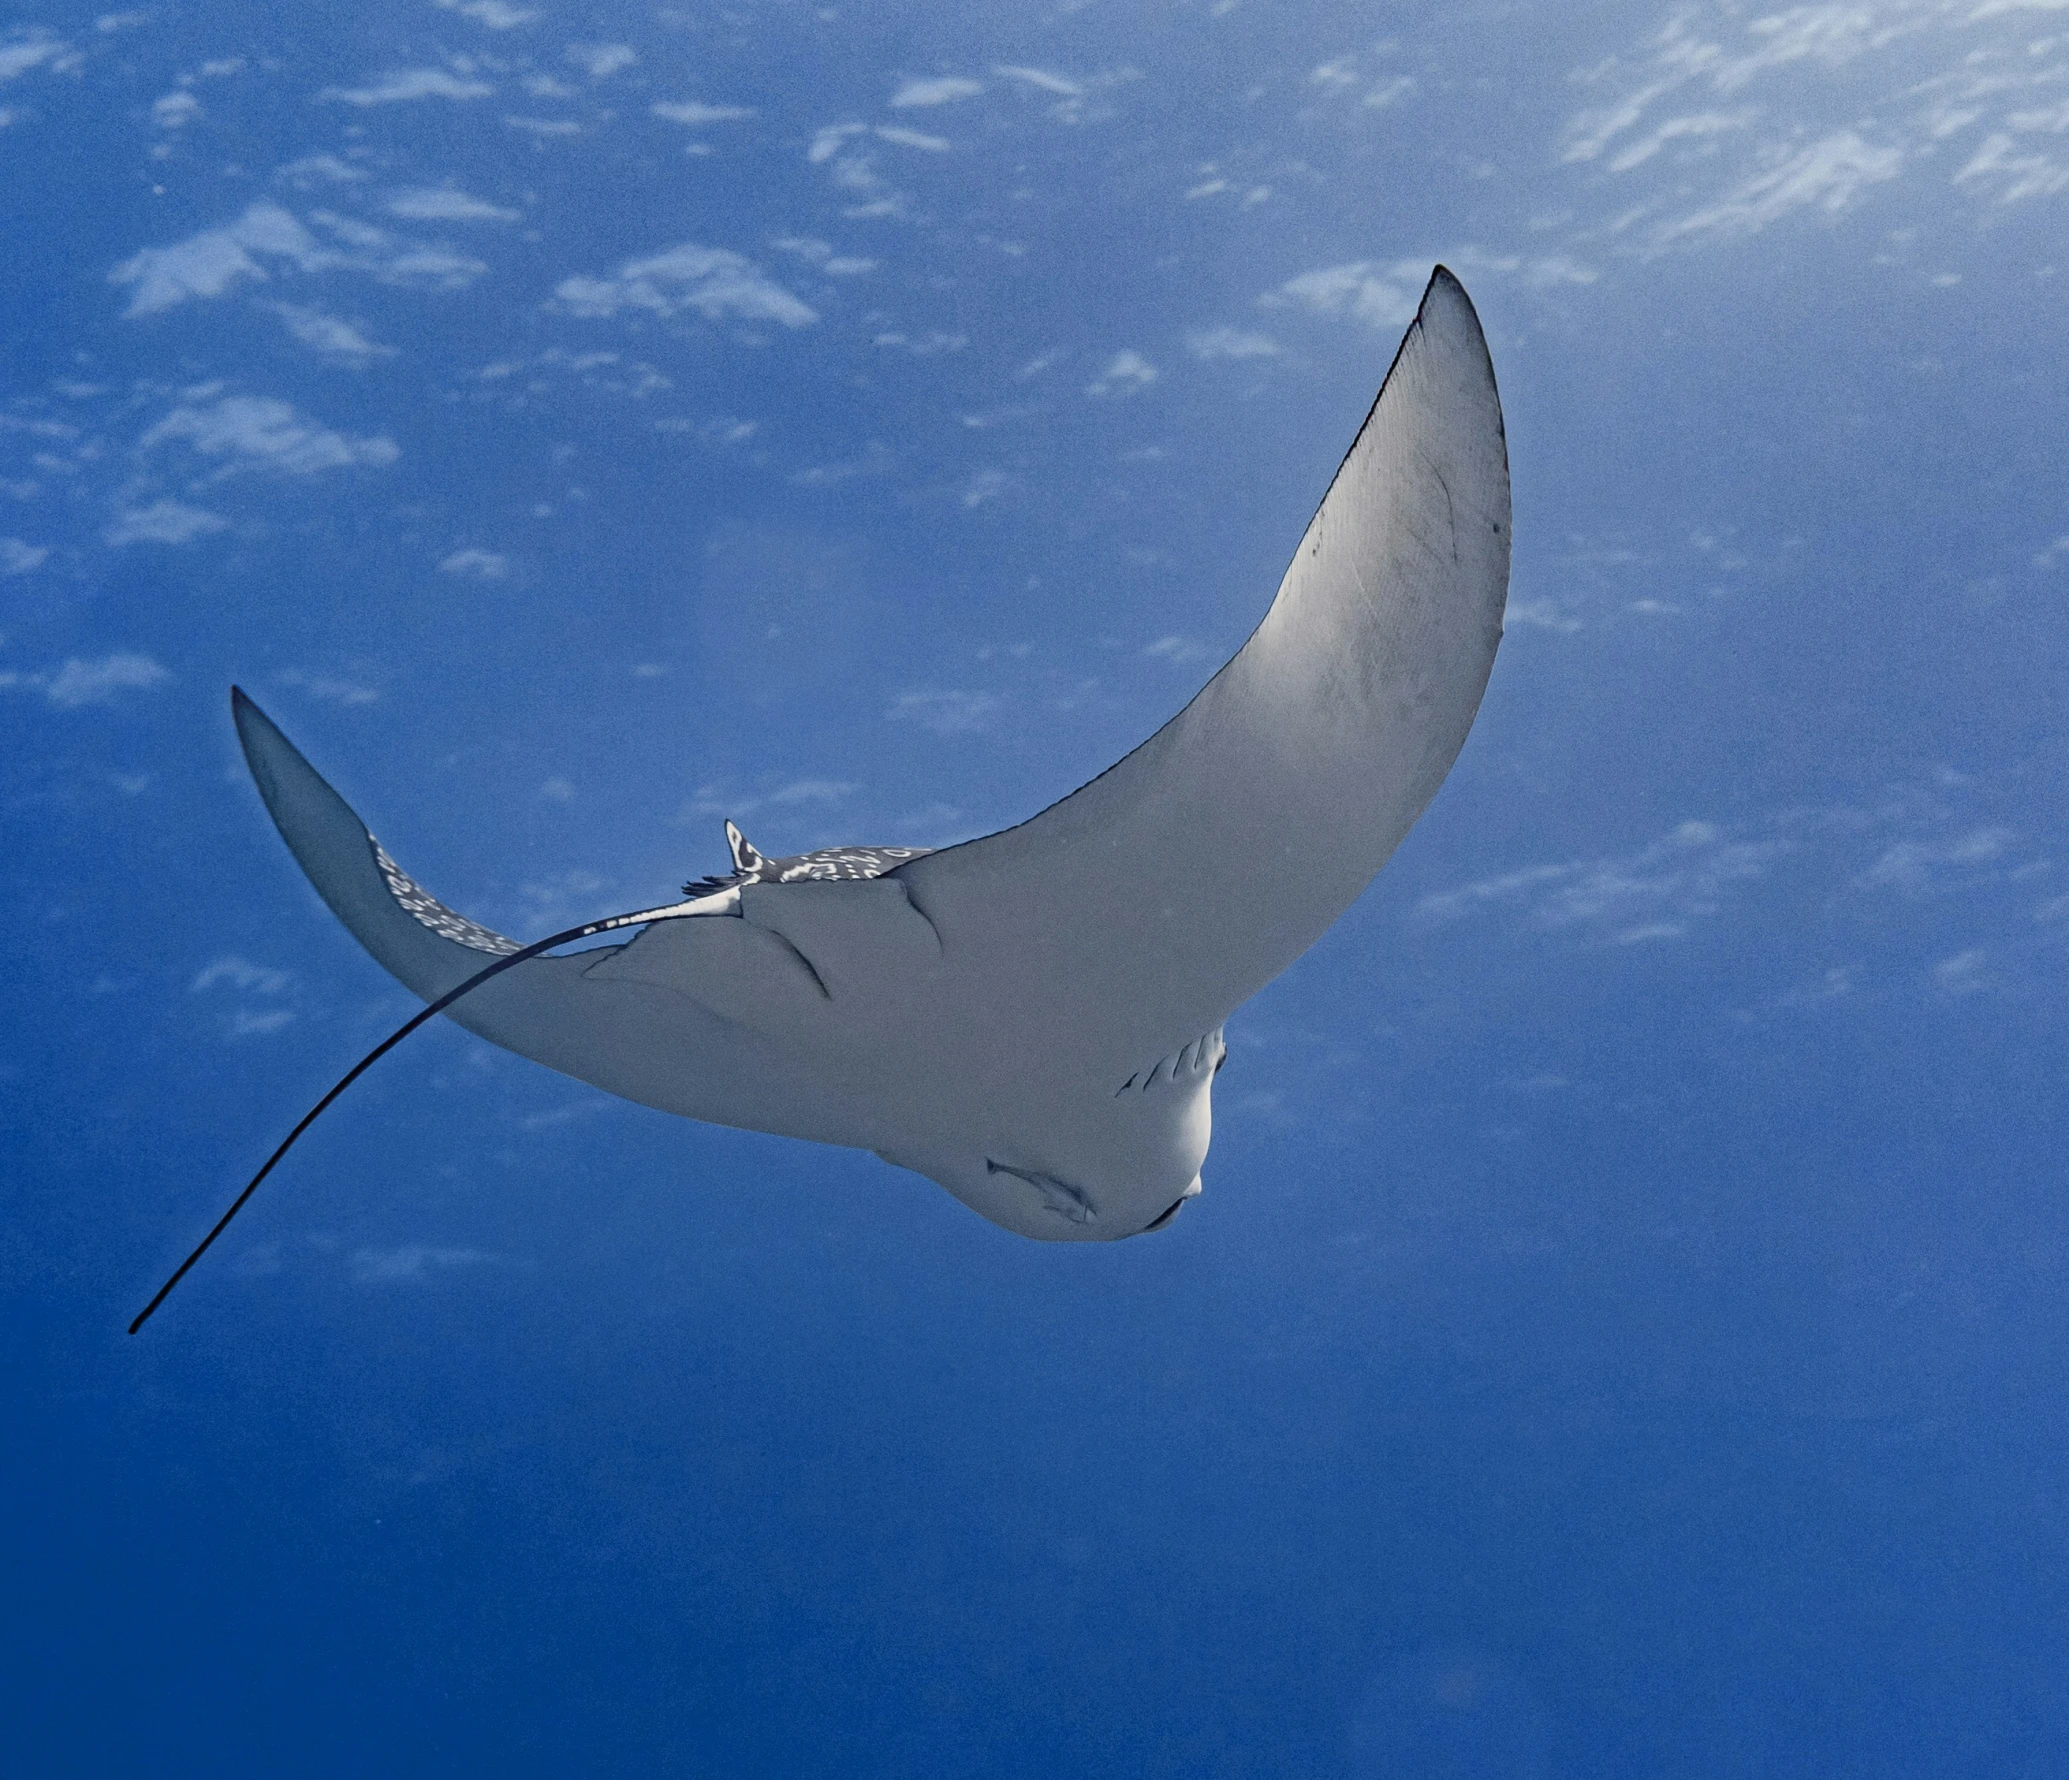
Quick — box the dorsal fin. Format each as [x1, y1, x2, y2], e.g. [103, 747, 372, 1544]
[726, 820, 765, 875]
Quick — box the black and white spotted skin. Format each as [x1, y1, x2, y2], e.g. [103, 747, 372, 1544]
[372, 841, 523, 957]
[680, 820, 934, 899]
[367, 817, 935, 964]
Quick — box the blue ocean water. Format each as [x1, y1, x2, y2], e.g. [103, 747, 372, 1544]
[4, 3, 2066, 1773]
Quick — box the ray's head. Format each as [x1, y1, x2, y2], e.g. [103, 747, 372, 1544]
[879, 1033, 1220, 1242]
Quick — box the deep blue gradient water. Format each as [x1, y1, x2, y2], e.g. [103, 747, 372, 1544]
[5, 3, 2067, 1773]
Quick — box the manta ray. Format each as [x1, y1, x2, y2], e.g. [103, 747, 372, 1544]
[132, 265, 1509, 1330]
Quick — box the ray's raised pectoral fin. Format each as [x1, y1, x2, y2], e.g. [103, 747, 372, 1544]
[889, 265, 1510, 1071]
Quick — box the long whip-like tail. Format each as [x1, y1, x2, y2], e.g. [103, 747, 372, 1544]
[129, 893, 718, 1334]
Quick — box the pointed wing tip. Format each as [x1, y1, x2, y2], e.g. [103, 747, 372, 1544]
[1418, 264, 1486, 339]
[230, 682, 272, 738]
[229, 682, 292, 772]
[229, 683, 344, 855]
[1403, 268, 1500, 429]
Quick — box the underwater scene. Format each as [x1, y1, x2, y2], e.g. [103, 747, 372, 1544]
[4, 2, 2066, 1773]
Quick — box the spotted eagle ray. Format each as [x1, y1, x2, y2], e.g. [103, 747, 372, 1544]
[132, 266, 1509, 1330]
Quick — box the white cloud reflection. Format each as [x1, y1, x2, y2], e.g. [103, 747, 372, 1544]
[319, 68, 494, 106]
[556, 244, 817, 328]
[141, 393, 399, 476]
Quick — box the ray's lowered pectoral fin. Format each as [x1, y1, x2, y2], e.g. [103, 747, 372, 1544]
[580, 913, 836, 1023]
[231, 687, 523, 1001]
[739, 878, 943, 994]
[584, 874, 952, 1030]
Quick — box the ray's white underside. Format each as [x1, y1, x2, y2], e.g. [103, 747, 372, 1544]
[234, 267, 1511, 1241]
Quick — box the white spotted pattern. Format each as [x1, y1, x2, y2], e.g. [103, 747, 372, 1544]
[371, 838, 522, 956]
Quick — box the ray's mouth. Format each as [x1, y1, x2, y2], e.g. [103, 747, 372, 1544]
[1137, 1176, 1203, 1235]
